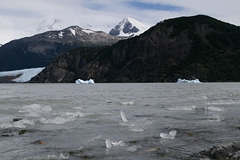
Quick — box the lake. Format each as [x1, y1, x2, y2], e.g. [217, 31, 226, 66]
[0, 83, 240, 159]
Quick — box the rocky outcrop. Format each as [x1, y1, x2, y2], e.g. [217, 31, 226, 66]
[200, 141, 240, 159]
[30, 15, 240, 83]
[0, 26, 122, 71]
[188, 141, 240, 159]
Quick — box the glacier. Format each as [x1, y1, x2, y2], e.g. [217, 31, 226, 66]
[0, 67, 44, 82]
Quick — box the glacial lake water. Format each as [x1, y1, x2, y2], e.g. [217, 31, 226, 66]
[0, 83, 240, 160]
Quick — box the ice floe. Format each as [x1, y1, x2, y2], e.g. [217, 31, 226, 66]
[121, 101, 134, 105]
[105, 139, 125, 149]
[105, 139, 141, 153]
[160, 130, 177, 139]
[75, 78, 94, 84]
[177, 78, 201, 83]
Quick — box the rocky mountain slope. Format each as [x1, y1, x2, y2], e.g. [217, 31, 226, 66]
[0, 26, 122, 71]
[30, 15, 240, 83]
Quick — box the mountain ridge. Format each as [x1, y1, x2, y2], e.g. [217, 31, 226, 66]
[1, 17, 149, 45]
[0, 17, 148, 72]
[30, 15, 240, 83]
[0, 25, 122, 71]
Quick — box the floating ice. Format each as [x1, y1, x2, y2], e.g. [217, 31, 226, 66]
[105, 139, 140, 152]
[120, 110, 128, 122]
[160, 130, 177, 139]
[177, 78, 201, 83]
[75, 78, 94, 84]
[121, 101, 134, 105]
[105, 139, 125, 149]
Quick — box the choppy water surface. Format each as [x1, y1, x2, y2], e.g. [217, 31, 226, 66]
[0, 83, 240, 160]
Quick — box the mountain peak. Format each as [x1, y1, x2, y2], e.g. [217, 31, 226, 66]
[109, 17, 150, 37]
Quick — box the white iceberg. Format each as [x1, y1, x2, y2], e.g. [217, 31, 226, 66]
[160, 130, 177, 139]
[177, 78, 201, 83]
[75, 78, 94, 84]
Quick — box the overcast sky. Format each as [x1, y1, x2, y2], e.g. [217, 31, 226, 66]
[0, 0, 240, 44]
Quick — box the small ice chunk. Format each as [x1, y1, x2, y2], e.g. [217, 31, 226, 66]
[105, 139, 113, 149]
[120, 110, 128, 122]
[105, 139, 124, 149]
[160, 130, 177, 139]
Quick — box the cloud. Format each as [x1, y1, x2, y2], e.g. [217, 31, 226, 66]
[127, 1, 183, 11]
[0, 0, 240, 44]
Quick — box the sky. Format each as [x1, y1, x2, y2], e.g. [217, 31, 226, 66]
[0, 0, 240, 44]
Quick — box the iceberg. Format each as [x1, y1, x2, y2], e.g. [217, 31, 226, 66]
[177, 78, 201, 83]
[75, 79, 94, 84]
[160, 130, 177, 139]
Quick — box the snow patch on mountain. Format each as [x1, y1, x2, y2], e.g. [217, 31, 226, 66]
[1, 17, 150, 44]
[109, 17, 150, 37]
[69, 28, 76, 37]
[58, 31, 64, 38]
[82, 29, 94, 34]
[77, 22, 111, 34]
[0, 67, 44, 82]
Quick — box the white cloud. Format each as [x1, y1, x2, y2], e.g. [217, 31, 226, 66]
[0, 0, 239, 44]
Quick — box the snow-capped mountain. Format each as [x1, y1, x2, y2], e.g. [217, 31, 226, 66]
[1, 17, 150, 45]
[109, 17, 150, 37]
[23, 19, 112, 41]
[0, 25, 122, 71]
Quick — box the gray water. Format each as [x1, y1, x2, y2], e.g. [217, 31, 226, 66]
[0, 83, 240, 160]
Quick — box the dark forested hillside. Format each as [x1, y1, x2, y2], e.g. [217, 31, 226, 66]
[30, 15, 240, 83]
